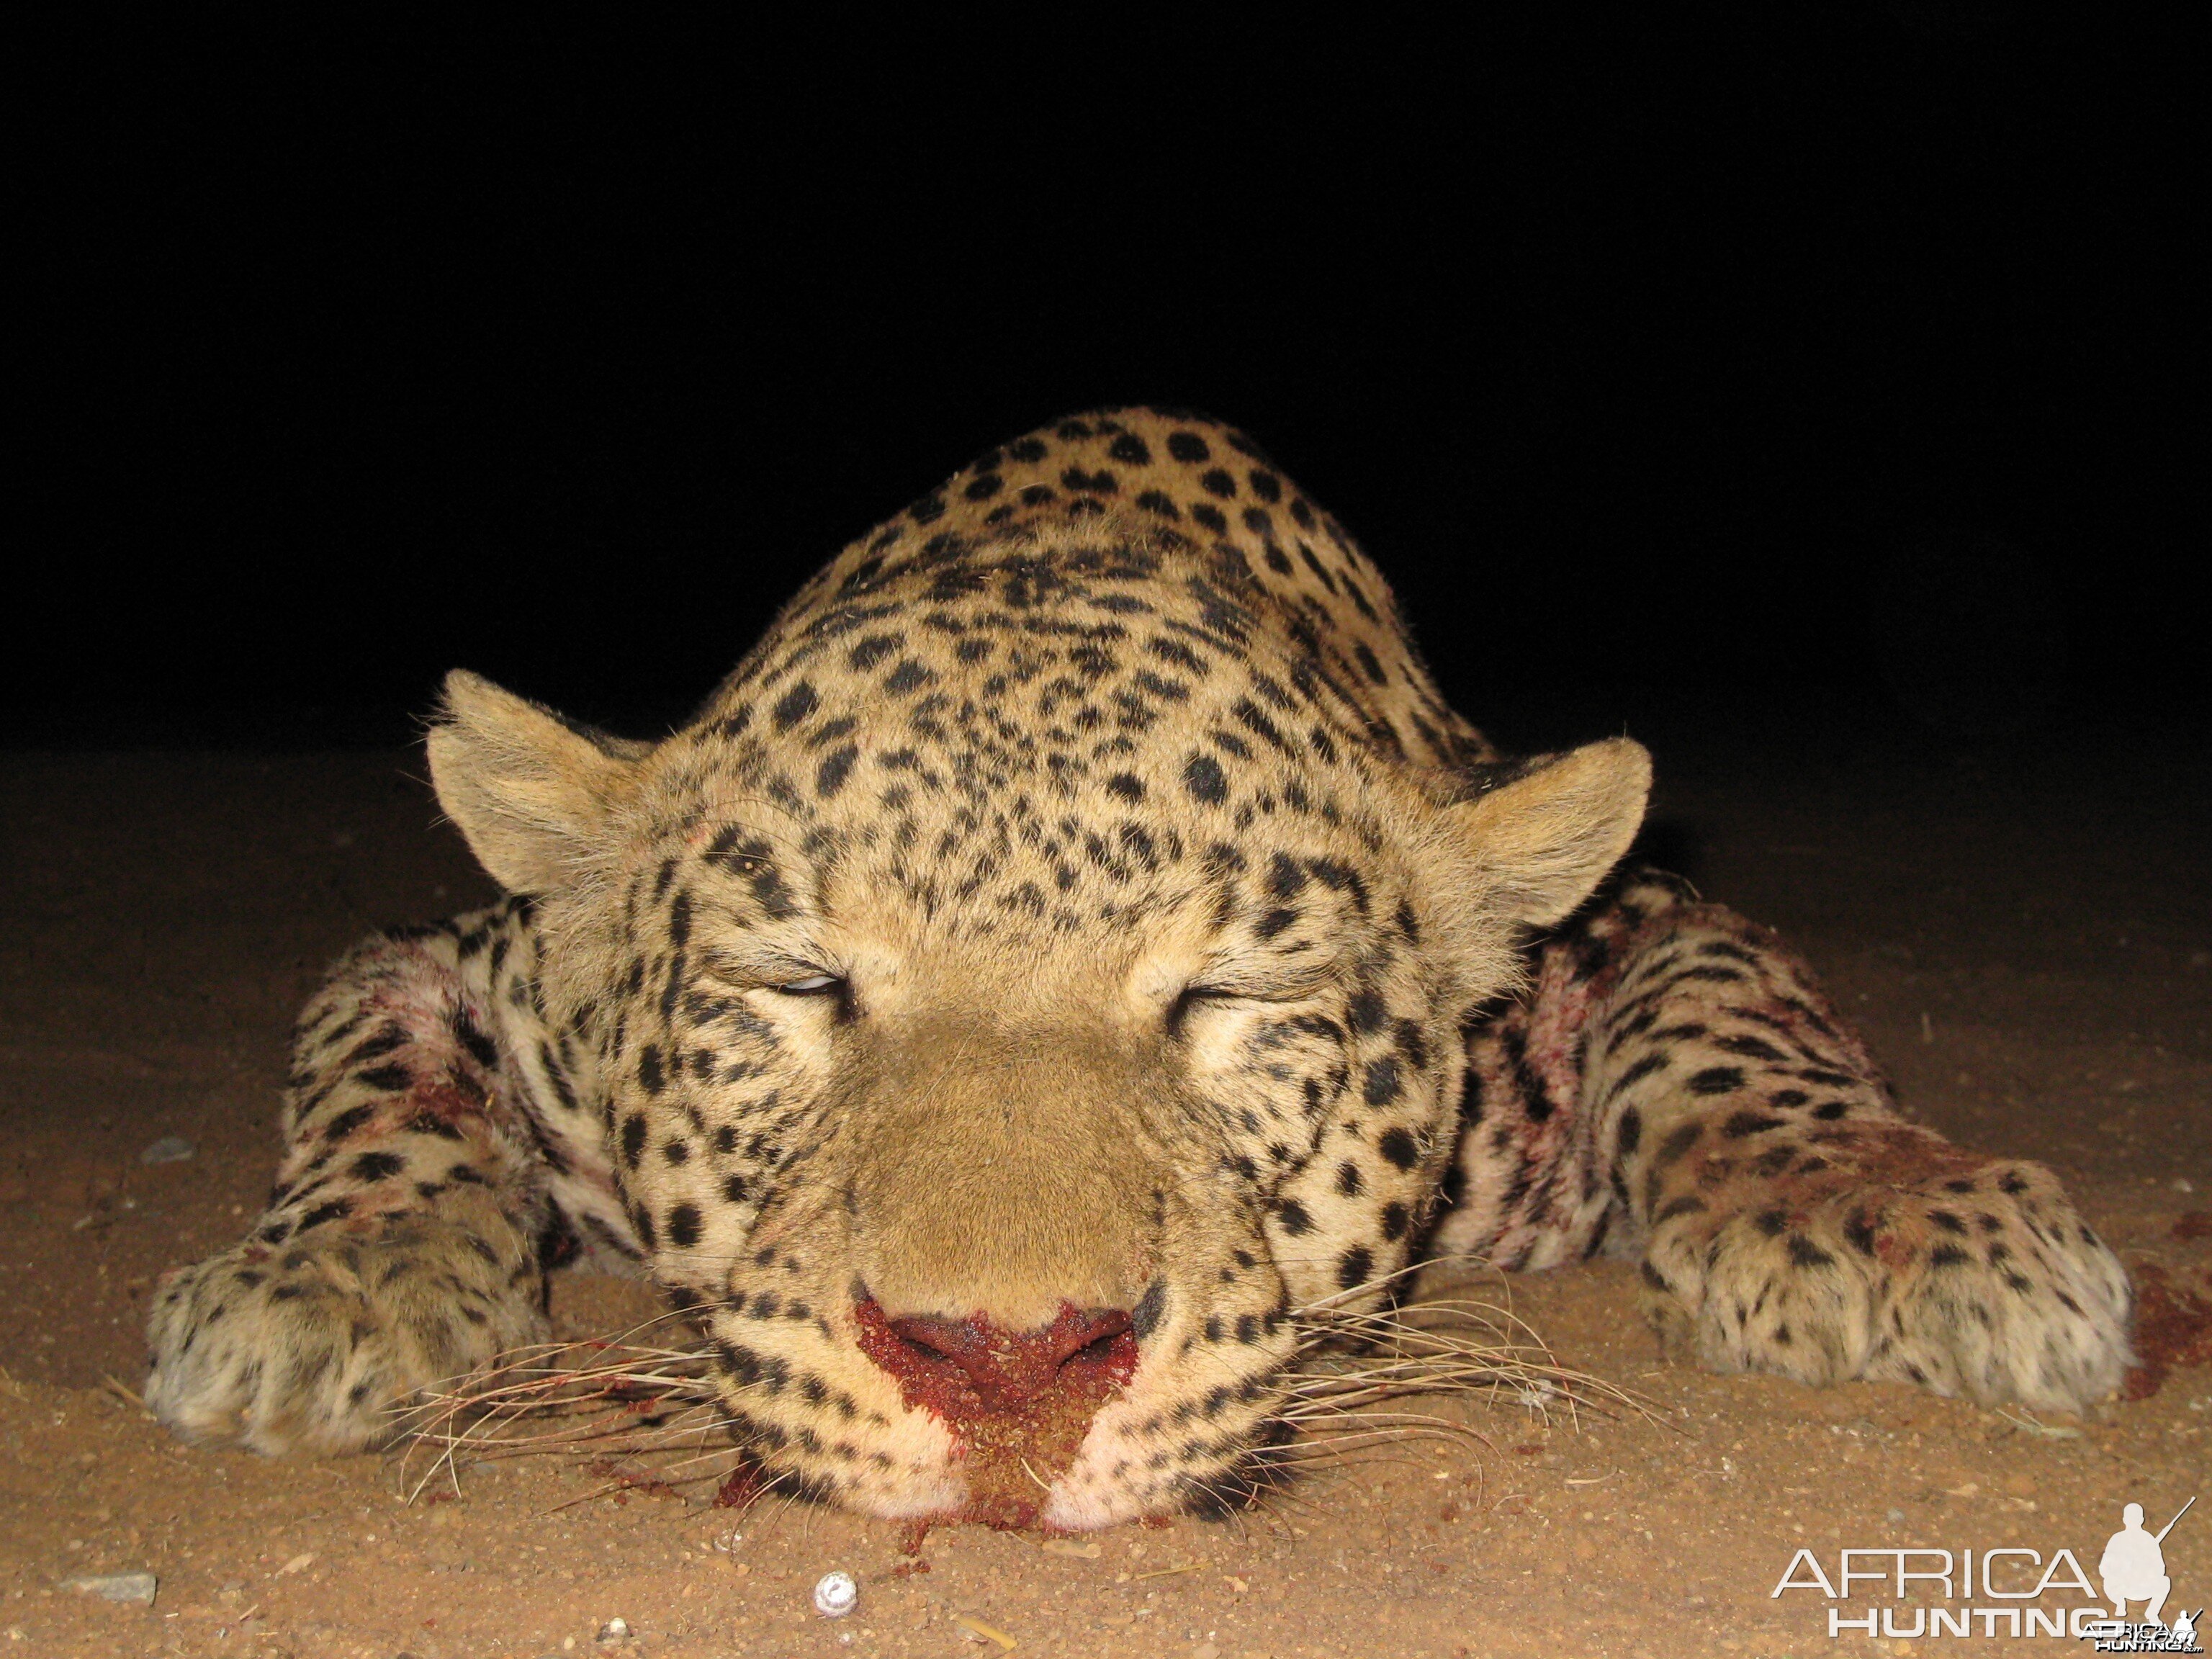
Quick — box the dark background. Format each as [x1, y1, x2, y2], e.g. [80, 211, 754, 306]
[19, 11, 2205, 755]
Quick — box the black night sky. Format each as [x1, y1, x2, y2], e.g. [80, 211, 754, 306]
[21, 14, 2204, 753]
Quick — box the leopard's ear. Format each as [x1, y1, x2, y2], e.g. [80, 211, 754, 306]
[1438, 738, 1653, 930]
[426, 670, 647, 894]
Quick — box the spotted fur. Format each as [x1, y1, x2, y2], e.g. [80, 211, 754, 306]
[145, 408, 2132, 1521]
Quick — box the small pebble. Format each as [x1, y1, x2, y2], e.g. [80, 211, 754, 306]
[139, 1136, 194, 1165]
[63, 1572, 157, 1605]
[813, 1570, 858, 1617]
[1887, 1508, 1907, 1523]
[595, 1617, 631, 1643]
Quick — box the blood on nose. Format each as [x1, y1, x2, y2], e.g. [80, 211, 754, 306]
[880, 1306, 1133, 1408]
[853, 1299, 1140, 1527]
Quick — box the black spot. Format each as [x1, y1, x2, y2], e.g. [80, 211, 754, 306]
[848, 634, 899, 670]
[452, 1010, 501, 1072]
[884, 660, 931, 694]
[349, 1151, 403, 1182]
[1167, 431, 1211, 462]
[1380, 1202, 1411, 1242]
[1335, 1161, 1363, 1197]
[1722, 1111, 1783, 1138]
[1611, 1053, 1668, 1094]
[1276, 1199, 1313, 1236]
[1786, 1236, 1834, 1269]
[638, 1045, 665, 1095]
[806, 745, 856, 798]
[620, 1113, 647, 1169]
[1363, 1058, 1402, 1106]
[1109, 433, 1152, 464]
[1714, 1033, 1787, 1063]
[1105, 773, 1145, 803]
[1930, 1244, 1970, 1269]
[1755, 1208, 1789, 1236]
[1377, 1126, 1419, 1170]
[771, 681, 819, 730]
[1336, 1246, 1374, 1290]
[1131, 1280, 1166, 1339]
[1928, 1210, 1968, 1235]
[1616, 1105, 1642, 1156]
[1689, 1066, 1745, 1095]
[1184, 754, 1228, 804]
[667, 1204, 702, 1249]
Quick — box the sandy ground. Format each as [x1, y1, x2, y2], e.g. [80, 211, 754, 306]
[3, 716, 2208, 1658]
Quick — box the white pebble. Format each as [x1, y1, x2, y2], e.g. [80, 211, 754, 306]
[595, 1617, 631, 1643]
[138, 1136, 194, 1165]
[813, 1570, 858, 1617]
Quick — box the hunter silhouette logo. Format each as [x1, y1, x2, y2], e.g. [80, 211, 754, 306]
[2083, 1497, 2199, 1652]
[2102, 1499, 2188, 1626]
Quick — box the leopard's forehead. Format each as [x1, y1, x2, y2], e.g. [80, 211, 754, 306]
[700, 407, 1490, 778]
[614, 409, 1495, 943]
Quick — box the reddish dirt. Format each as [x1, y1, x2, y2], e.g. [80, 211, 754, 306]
[2122, 1264, 2212, 1402]
[3, 724, 2208, 1656]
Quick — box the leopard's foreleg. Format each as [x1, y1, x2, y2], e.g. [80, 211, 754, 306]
[1435, 869, 2132, 1412]
[146, 907, 558, 1455]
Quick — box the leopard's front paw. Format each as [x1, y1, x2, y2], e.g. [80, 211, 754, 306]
[1640, 1129, 2132, 1412]
[145, 1191, 547, 1455]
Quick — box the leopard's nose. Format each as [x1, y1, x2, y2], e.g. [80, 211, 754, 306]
[850, 1295, 1144, 1524]
[863, 1304, 1134, 1411]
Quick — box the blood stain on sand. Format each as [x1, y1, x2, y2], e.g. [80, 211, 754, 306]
[2121, 1261, 2212, 1401]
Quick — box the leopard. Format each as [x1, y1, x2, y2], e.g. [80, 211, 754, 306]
[144, 407, 2133, 1529]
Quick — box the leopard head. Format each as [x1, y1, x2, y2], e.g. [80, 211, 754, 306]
[428, 515, 1647, 1527]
